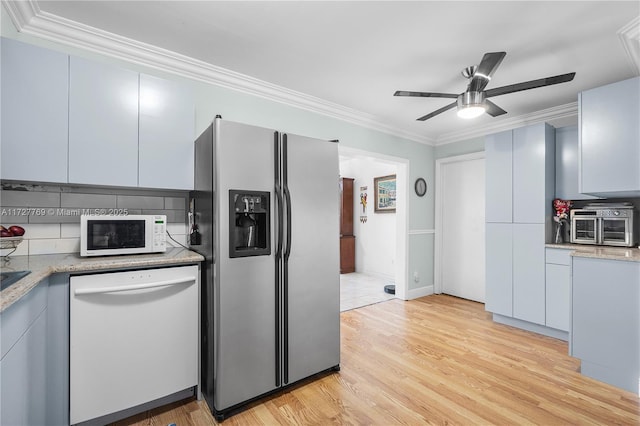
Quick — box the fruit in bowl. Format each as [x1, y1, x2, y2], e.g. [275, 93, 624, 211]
[0, 225, 25, 237]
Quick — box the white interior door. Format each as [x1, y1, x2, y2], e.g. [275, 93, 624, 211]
[440, 156, 485, 302]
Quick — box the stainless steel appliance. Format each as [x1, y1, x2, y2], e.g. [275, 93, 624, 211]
[191, 117, 340, 421]
[80, 214, 167, 256]
[70, 265, 199, 424]
[570, 203, 636, 247]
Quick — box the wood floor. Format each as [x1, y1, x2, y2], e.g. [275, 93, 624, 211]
[112, 295, 640, 425]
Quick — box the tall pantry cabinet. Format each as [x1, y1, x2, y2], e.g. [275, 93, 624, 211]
[340, 178, 356, 274]
[485, 123, 555, 326]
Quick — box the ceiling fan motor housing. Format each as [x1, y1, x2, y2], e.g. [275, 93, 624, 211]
[458, 91, 485, 108]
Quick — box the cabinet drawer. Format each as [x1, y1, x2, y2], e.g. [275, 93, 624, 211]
[545, 248, 572, 265]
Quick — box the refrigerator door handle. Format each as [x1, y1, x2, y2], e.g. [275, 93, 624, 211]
[282, 134, 290, 385]
[274, 131, 282, 387]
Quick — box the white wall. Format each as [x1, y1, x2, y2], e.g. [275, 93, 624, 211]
[340, 156, 397, 281]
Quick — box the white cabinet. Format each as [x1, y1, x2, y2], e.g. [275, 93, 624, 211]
[485, 123, 555, 327]
[545, 248, 571, 332]
[69, 56, 139, 186]
[1, 38, 69, 183]
[139, 74, 195, 189]
[579, 77, 640, 197]
[572, 257, 640, 393]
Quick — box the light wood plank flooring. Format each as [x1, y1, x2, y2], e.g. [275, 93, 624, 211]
[112, 295, 640, 425]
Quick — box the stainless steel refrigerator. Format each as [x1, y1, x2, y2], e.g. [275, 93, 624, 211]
[191, 117, 341, 421]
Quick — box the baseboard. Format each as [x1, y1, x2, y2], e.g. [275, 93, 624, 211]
[406, 284, 434, 300]
[492, 314, 569, 341]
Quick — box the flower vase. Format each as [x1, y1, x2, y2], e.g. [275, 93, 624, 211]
[554, 221, 564, 244]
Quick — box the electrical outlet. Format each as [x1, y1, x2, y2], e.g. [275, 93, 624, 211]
[413, 271, 419, 283]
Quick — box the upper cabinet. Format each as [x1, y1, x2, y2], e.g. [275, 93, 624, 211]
[139, 74, 195, 190]
[1, 38, 69, 183]
[579, 77, 640, 197]
[485, 123, 555, 226]
[69, 57, 139, 187]
[1, 37, 195, 190]
[555, 126, 599, 200]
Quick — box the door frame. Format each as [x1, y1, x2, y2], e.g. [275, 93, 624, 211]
[338, 146, 409, 301]
[434, 151, 485, 294]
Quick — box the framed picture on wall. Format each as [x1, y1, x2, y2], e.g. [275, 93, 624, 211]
[374, 174, 396, 213]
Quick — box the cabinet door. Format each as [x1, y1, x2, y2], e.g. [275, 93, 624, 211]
[139, 74, 195, 190]
[555, 126, 598, 201]
[579, 77, 640, 195]
[485, 223, 512, 316]
[69, 56, 139, 186]
[1, 38, 69, 183]
[485, 130, 512, 223]
[513, 123, 554, 224]
[545, 263, 570, 331]
[513, 223, 545, 325]
[340, 178, 354, 236]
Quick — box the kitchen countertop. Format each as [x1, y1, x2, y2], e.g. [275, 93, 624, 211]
[0, 248, 204, 313]
[545, 243, 640, 262]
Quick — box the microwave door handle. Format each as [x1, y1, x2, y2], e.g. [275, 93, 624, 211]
[597, 218, 603, 244]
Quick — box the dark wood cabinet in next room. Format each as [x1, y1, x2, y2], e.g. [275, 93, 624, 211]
[340, 177, 355, 274]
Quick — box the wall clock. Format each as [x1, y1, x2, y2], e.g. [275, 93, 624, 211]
[414, 178, 427, 197]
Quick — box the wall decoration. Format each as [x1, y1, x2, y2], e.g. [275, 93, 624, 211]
[374, 174, 396, 213]
[359, 186, 368, 223]
[414, 177, 427, 197]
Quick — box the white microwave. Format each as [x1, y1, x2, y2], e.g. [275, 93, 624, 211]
[80, 215, 167, 257]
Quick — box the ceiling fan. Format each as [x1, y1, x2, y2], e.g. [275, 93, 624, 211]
[394, 51, 576, 121]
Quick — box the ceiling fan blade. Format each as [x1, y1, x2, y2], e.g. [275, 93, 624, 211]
[394, 90, 458, 99]
[484, 100, 507, 117]
[416, 101, 457, 121]
[485, 72, 576, 98]
[469, 51, 506, 92]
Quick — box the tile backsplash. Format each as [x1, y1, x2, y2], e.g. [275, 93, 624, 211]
[0, 182, 189, 256]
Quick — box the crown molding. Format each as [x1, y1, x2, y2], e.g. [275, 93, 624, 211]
[434, 102, 579, 146]
[618, 16, 640, 75]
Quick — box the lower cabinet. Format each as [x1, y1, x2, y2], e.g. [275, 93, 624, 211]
[572, 257, 640, 394]
[340, 235, 355, 274]
[545, 248, 571, 332]
[485, 223, 546, 326]
[0, 275, 69, 426]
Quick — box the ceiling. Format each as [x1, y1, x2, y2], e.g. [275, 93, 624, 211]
[5, 1, 640, 145]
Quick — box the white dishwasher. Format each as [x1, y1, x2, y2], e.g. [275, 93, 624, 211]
[70, 265, 199, 425]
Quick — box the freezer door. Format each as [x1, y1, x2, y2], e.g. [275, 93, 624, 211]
[214, 120, 278, 410]
[283, 134, 340, 384]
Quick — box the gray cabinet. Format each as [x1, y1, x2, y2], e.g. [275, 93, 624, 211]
[1, 37, 69, 183]
[554, 126, 599, 201]
[485, 130, 513, 223]
[1, 280, 49, 425]
[139, 74, 195, 190]
[0, 275, 70, 426]
[579, 77, 640, 197]
[69, 56, 140, 187]
[484, 123, 555, 327]
[545, 248, 571, 332]
[572, 257, 639, 393]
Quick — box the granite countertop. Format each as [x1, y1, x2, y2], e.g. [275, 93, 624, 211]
[0, 248, 205, 313]
[545, 243, 640, 262]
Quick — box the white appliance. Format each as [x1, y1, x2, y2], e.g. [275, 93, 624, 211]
[192, 117, 340, 421]
[69, 265, 199, 424]
[80, 214, 167, 256]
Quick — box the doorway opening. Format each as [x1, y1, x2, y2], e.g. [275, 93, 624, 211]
[338, 146, 408, 311]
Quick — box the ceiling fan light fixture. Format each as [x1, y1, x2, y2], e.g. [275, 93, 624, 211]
[457, 104, 486, 119]
[456, 91, 486, 119]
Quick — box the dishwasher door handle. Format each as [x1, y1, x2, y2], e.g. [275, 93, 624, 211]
[74, 276, 197, 296]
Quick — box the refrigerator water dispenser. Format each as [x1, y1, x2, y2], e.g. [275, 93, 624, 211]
[229, 190, 270, 258]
